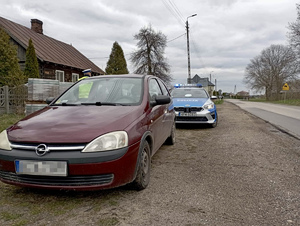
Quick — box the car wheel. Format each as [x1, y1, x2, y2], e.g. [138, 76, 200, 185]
[165, 122, 175, 145]
[210, 116, 218, 128]
[132, 141, 151, 191]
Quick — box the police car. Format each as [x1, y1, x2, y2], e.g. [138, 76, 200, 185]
[171, 84, 218, 127]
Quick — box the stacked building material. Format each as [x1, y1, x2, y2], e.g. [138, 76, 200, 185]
[26, 79, 74, 115]
[27, 78, 60, 101]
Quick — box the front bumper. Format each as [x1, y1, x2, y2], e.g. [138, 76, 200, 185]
[175, 109, 217, 124]
[0, 141, 140, 191]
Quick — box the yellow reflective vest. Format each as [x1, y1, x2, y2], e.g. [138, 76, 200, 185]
[78, 76, 92, 98]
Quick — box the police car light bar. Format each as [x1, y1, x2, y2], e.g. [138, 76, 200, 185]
[174, 83, 202, 88]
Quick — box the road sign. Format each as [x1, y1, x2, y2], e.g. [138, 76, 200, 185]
[282, 83, 289, 91]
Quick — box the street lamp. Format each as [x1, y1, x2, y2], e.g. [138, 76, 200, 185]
[186, 14, 197, 84]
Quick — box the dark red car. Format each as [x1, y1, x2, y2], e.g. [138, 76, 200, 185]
[0, 74, 175, 191]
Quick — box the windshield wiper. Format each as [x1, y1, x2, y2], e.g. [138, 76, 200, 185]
[81, 102, 124, 106]
[52, 102, 79, 106]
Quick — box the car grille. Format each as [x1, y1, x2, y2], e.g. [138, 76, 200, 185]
[0, 171, 114, 186]
[174, 107, 203, 112]
[176, 116, 208, 121]
[10, 142, 86, 151]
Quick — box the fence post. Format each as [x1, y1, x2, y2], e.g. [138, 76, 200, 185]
[4, 86, 9, 114]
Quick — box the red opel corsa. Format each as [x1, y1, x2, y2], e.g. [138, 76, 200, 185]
[0, 74, 175, 191]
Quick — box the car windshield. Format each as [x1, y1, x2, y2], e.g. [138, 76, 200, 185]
[53, 77, 143, 106]
[171, 88, 209, 98]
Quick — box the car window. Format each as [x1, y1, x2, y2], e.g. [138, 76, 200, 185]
[158, 80, 170, 96]
[171, 88, 209, 98]
[149, 79, 163, 101]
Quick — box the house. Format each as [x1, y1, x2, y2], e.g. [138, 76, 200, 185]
[0, 16, 105, 82]
[236, 91, 249, 99]
[192, 74, 215, 96]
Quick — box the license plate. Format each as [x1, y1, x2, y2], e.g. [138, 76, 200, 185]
[15, 160, 67, 177]
[179, 113, 197, 116]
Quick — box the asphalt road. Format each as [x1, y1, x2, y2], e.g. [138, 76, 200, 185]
[226, 99, 300, 140]
[0, 101, 300, 225]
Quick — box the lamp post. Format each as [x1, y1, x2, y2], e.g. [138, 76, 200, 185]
[186, 14, 197, 84]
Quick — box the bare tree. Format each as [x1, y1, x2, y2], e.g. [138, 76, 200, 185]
[130, 25, 172, 83]
[287, 4, 300, 57]
[244, 44, 299, 100]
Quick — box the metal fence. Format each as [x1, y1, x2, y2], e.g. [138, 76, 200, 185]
[0, 79, 73, 115]
[0, 85, 28, 114]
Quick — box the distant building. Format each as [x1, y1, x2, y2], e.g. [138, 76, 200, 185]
[0, 16, 105, 82]
[236, 91, 249, 99]
[191, 74, 215, 95]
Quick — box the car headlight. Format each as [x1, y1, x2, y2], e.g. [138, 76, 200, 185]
[203, 103, 215, 110]
[82, 131, 128, 152]
[0, 130, 12, 151]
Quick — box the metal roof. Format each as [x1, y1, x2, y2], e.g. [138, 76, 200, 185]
[0, 16, 105, 75]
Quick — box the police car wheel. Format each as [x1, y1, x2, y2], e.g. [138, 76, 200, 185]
[210, 117, 218, 128]
[132, 141, 151, 191]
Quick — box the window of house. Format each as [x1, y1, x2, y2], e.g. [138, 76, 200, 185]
[72, 73, 79, 82]
[55, 70, 65, 82]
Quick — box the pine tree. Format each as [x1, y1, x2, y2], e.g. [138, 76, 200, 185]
[24, 38, 39, 79]
[0, 28, 24, 86]
[105, 41, 129, 74]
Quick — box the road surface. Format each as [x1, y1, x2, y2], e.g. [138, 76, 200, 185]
[226, 99, 300, 140]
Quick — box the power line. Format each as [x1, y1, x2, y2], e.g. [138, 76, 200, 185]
[167, 33, 186, 43]
[167, 0, 185, 23]
[161, 0, 185, 26]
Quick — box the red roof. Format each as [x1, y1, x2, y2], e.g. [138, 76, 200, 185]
[0, 16, 105, 74]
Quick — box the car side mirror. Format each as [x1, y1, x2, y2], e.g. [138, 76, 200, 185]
[150, 95, 171, 107]
[211, 96, 217, 100]
[46, 97, 55, 105]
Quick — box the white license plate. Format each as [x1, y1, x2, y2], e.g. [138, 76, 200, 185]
[15, 160, 67, 177]
[179, 113, 197, 116]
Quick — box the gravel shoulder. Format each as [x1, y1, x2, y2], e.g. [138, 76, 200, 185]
[0, 101, 300, 225]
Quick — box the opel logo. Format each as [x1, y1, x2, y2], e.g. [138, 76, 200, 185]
[35, 144, 49, 156]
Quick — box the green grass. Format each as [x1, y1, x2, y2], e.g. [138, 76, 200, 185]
[1, 212, 23, 221]
[214, 99, 224, 105]
[0, 114, 25, 132]
[97, 218, 119, 226]
[249, 98, 300, 106]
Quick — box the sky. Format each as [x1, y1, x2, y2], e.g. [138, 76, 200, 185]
[0, 0, 299, 94]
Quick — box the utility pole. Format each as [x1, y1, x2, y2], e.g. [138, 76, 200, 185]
[186, 14, 197, 84]
[215, 78, 217, 91]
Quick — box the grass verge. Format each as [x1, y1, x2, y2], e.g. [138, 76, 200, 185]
[0, 114, 25, 132]
[248, 98, 300, 106]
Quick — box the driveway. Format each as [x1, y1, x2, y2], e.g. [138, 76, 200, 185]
[0, 101, 299, 225]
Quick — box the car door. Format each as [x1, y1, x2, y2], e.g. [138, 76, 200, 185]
[148, 78, 172, 153]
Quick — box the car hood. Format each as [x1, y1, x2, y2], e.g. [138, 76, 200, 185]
[172, 98, 209, 107]
[7, 106, 142, 144]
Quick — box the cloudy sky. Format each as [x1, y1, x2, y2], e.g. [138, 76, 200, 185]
[0, 0, 299, 93]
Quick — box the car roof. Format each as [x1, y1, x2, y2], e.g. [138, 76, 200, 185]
[86, 74, 147, 80]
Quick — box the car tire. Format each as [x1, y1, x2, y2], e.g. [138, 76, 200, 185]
[210, 116, 218, 128]
[131, 141, 151, 191]
[165, 122, 176, 145]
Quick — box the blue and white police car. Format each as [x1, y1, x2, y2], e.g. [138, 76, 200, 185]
[171, 84, 218, 127]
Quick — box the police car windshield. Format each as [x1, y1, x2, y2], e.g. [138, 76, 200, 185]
[172, 88, 209, 98]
